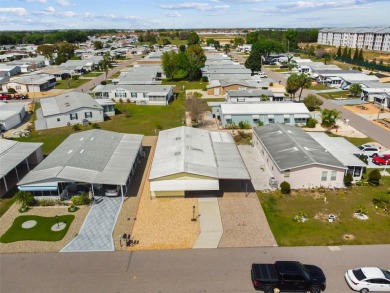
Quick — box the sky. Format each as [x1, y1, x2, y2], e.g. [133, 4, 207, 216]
[0, 0, 389, 31]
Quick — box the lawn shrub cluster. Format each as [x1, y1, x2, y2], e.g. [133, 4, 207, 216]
[71, 193, 91, 206]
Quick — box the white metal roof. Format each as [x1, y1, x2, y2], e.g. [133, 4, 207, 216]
[18, 129, 143, 186]
[149, 126, 250, 181]
[221, 102, 310, 115]
[0, 139, 43, 177]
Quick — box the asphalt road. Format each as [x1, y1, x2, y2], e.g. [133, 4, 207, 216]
[1, 245, 389, 293]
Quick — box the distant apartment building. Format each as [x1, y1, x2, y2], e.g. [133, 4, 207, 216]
[317, 27, 390, 52]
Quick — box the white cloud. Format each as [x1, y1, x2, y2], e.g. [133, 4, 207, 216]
[160, 2, 229, 11]
[57, 0, 71, 7]
[45, 6, 55, 13]
[0, 16, 9, 23]
[0, 8, 28, 16]
[165, 11, 182, 17]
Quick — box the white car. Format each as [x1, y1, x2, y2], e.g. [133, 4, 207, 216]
[104, 185, 119, 197]
[345, 267, 390, 293]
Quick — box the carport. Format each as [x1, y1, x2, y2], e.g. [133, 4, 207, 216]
[149, 126, 250, 198]
[18, 129, 144, 199]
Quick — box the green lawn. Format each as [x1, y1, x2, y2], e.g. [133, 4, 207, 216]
[317, 91, 350, 100]
[82, 72, 104, 78]
[54, 79, 90, 89]
[0, 215, 75, 243]
[309, 84, 329, 90]
[327, 133, 375, 146]
[259, 177, 390, 246]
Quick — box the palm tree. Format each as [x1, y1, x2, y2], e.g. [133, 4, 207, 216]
[297, 74, 312, 101]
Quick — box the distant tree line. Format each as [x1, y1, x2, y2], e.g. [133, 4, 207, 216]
[246, 29, 318, 49]
[0, 29, 117, 45]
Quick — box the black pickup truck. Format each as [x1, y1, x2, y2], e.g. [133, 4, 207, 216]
[251, 261, 326, 293]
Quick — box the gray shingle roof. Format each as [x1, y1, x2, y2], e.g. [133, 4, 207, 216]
[40, 92, 103, 116]
[253, 124, 345, 171]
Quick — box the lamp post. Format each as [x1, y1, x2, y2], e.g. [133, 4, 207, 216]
[55, 215, 59, 228]
[191, 205, 197, 221]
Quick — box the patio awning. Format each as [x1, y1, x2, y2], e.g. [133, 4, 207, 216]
[294, 114, 310, 119]
[18, 182, 58, 191]
[150, 179, 219, 192]
[252, 114, 260, 119]
[283, 114, 290, 118]
[224, 115, 231, 119]
[268, 114, 274, 118]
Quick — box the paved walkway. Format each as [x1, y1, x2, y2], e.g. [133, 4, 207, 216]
[193, 198, 223, 249]
[238, 145, 274, 191]
[61, 196, 122, 252]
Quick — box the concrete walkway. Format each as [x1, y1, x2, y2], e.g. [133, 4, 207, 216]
[238, 145, 274, 191]
[193, 198, 223, 249]
[61, 196, 122, 252]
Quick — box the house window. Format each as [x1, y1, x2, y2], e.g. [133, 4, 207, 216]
[253, 118, 259, 124]
[85, 112, 92, 118]
[268, 118, 275, 124]
[284, 118, 290, 124]
[295, 118, 306, 124]
[114, 90, 127, 98]
[321, 171, 328, 181]
[57, 118, 60, 122]
[226, 119, 232, 124]
[70, 113, 78, 120]
[331, 171, 337, 181]
[284, 170, 290, 177]
[16, 86, 21, 90]
[143, 93, 147, 98]
[131, 92, 137, 98]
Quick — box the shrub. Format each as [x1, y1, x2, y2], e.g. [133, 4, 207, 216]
[15, 191, 35, 207]
[257, 120, 264, 126]
[201, 76, 208, 82]
[344, 173, 354, 187]
[305, 117, 318, 128]
[225, 123, 238, 129]
[8, 88, 16, 94]
[92, 123, 100, 129]
[280, 181, 291, 194]
[100, 80, 107, 85]
[37, 199, 57, 206]
[72, 75, 79, 81]
[293, 211, 308, 222]
[71, 193, 91, 206]
[368, 169, 381, 186]
[238, 121, 251, 129]
[72, 124, 81, 131]
[193, 92, 203, 98]
[127, 98, 131, 103]
[119, 98, 123, 103]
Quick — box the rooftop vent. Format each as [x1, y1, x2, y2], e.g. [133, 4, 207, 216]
[90, 137, 95, 141]
[79, 137, 84, 141]
[174, 151, 181, 156]
[175, 137, 181, 141]
[80, 149, 85, 154]
[67, 150, 73, 154]
[65, 102, 70, 107]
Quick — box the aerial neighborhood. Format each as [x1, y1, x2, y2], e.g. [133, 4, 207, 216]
[1, 23, 390, 293]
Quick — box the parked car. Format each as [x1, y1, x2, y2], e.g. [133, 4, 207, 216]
[358, 145, 380, 157]
[104, 185, 119, 197]
[372, 154, 390, 165]
[251, 261, 326, 293]
[345, 267, 390, 293]
[14, 94, 27, 100]
[0, 93, 11, 100]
